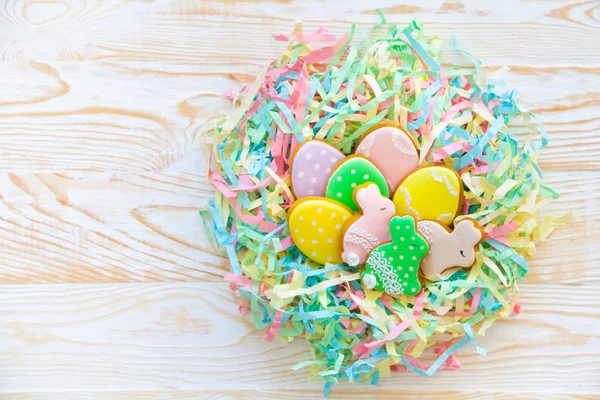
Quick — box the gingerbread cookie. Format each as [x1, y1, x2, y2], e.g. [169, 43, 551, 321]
[392, 165, 463, 225]
[290, 140, 345, 199]
[355, 125, 419, 192]
[417, 219, 483, 281]
[362, 215, 429, 296]
[289, 197, 352, 265]
[341, 183, 396, 267]
[325, 156, 389, 212]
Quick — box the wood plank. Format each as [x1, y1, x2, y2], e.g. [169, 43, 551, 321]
[0, 0, 598, 66]
[0, 282, 598, 394]
[0, 61, 231, 172]
[2, 391, 597, 399]
[527, 170, 600, 284]
[0, 170, 595, 284]
[0, 61, 597, 172]
[0, 171, 227, 283]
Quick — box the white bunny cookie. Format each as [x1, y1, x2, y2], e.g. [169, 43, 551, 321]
[417, 219, 483, 281]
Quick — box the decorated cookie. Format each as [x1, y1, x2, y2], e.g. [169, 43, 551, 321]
[356, 126, 419, 192]
[341, 183, 396, 266]
[417, 219, 483, 281]
[326, 156, 389, 212]
[362, 216, 429, 296]
[393, 166, 462, 225]
[289, 197, 352, 265]
[291, 140, 345, 199]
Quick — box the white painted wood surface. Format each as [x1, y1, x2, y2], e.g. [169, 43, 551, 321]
[0, 0, 598, 398]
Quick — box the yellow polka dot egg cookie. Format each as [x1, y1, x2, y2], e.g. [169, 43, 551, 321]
[289, 198, 352, 265]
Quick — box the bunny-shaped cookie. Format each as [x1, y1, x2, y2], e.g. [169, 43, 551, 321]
[417, 219, 483, 281]
[341, 183, 396, 266]
[362, 215, 430, 295]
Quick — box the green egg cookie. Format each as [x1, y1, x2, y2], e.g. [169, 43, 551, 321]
[325, 156, 389, 212]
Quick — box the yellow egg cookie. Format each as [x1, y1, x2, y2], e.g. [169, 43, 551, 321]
[289, 197, 353, 265]
[393, 165, 463, 226]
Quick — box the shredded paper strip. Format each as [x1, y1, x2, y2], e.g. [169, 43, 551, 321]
[201, 17, 567, 392]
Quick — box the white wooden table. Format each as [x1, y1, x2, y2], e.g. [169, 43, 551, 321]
[0, 1, 598, 398]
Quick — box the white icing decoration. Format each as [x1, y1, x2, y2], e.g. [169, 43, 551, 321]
[438, 213, 454, 223]
[417, 222, 433, 242]
[360, 133, 376, 157]
[399, 186, 421, 220]
[367, 251, 404, 295]
[345, 253, 360, 266]
[430, 169, 459, 197]
[362, 273, 376, 289]
[346, 227, 381, 249]
[391, 131, 417, 156]
[345, 226, 384, 255]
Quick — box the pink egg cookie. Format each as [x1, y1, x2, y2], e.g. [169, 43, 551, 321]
[341, 183, 396, 266]
[291, 140, 345, 199]
[355, 126, 419, 192]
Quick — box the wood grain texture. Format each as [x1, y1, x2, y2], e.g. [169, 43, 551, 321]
[3, 392, 598, 400]
[0, 61, 597, 172]
[0, 0, 598, 397]
[0, 170, 231, 283]
[0, 282, 598, 395]
[0, 170, 595, 283]
[0, 0, 598, 66]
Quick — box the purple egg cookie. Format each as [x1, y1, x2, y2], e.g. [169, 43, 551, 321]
[291, 140, 345, 199]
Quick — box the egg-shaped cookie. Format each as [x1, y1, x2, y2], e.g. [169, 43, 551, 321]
[325, 156, 389, 212]
[393, 166, 462, 225]
[289, 198, 352, 265]
[291, 140, 345, 199]
[356, 126, 419, 192]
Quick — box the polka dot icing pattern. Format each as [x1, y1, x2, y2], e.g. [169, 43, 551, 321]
[291, 140, 345, 199]
[417, 219, 483, 281]
[362, 215, 429, 296]
[392, 166, 462, 226]
[325, 156, 389, 212]
[289, 198, 352, 265]
[341, 183, 396, 267]
[355, 126, 419, 192]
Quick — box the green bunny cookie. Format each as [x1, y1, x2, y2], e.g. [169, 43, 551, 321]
[362, 215, 429, 296]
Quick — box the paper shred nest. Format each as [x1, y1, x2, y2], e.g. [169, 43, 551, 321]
[201, 18, 567, 390]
